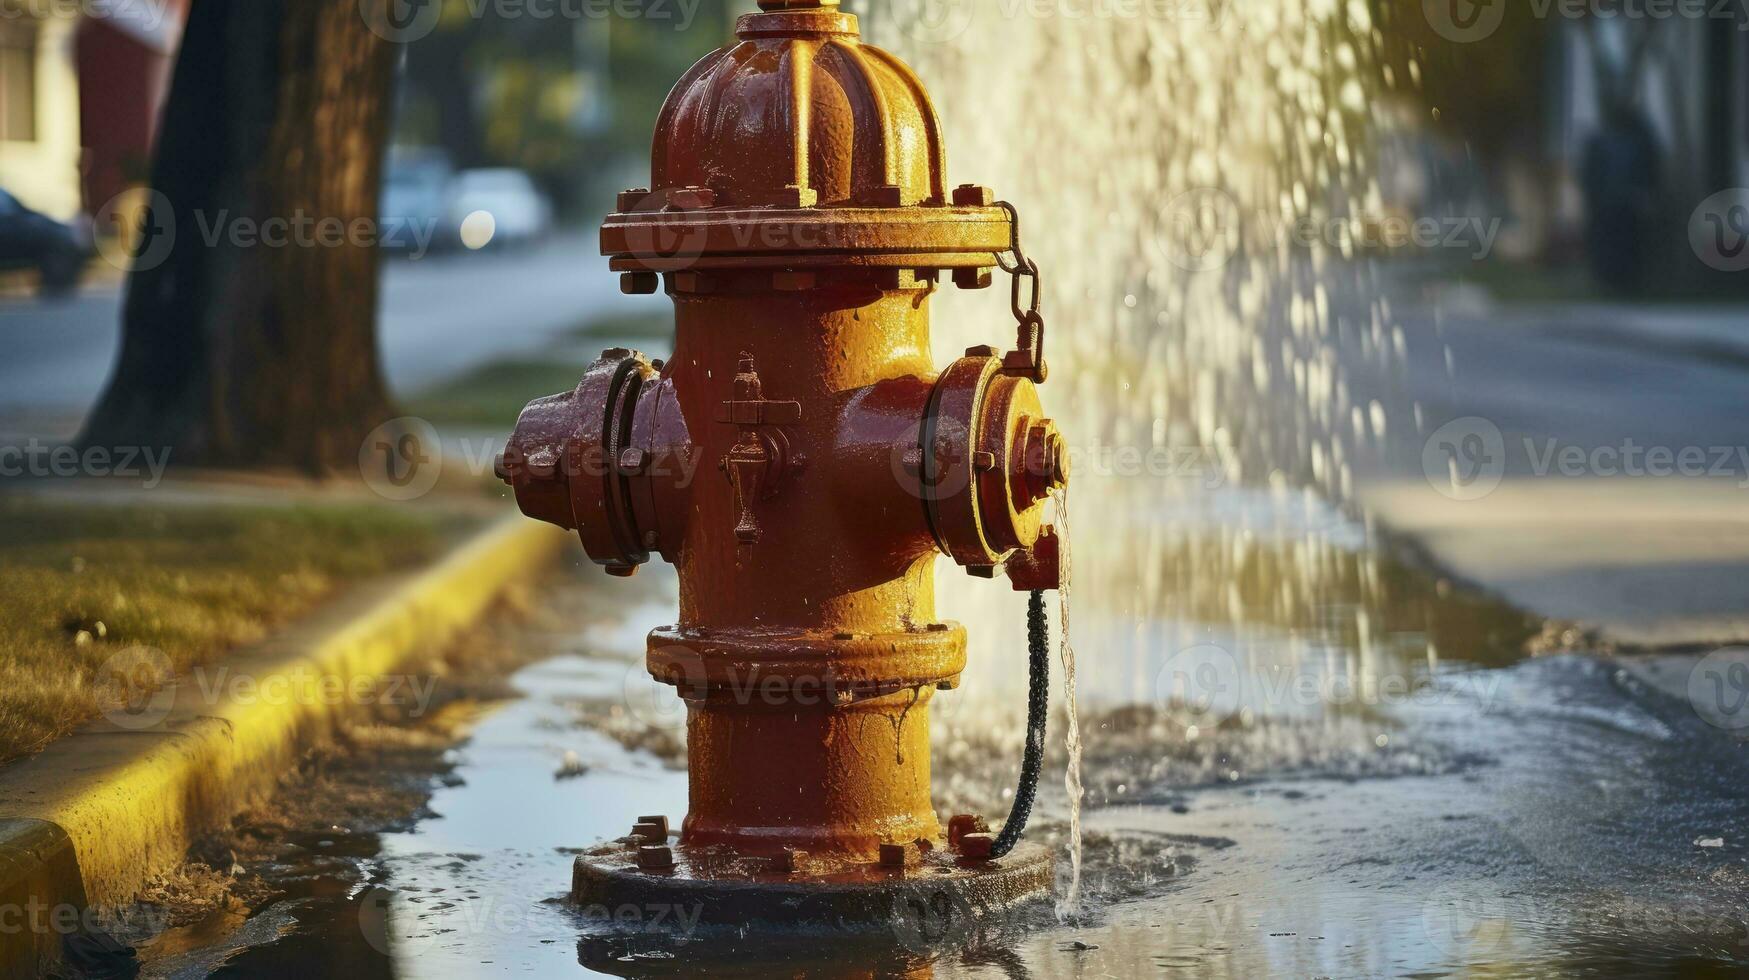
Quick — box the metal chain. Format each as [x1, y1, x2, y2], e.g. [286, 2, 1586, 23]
[994, 201, 1047, 384]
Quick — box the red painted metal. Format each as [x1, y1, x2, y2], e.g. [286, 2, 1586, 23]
[501, 0, 1066, 861]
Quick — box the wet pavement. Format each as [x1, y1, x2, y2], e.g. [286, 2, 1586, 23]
[129, 502, 1749, 978]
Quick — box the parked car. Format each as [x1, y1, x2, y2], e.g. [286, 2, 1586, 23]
[379, 149, 455, 257]
[0, 189, 91, 297]
[445, 169, 553, 249]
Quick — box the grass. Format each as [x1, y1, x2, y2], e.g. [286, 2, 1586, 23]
[404, 311, 669, 429]
[0, 498, 443, 763]
[404, 357, 593, 429]
[567, 311, 669, 341]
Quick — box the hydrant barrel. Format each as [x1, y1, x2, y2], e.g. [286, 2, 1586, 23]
[503, 0, 1066, 862]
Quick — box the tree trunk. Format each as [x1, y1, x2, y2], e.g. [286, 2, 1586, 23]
[80, 0, 400, 473]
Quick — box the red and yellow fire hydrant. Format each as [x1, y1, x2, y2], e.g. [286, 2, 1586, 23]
[499, 0, 1066, 938]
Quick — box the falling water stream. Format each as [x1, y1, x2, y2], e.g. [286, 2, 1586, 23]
[1051, 486, 1084, 919]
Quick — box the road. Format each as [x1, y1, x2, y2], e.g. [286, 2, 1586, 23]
[1343, 284, 1749, 647]
[0, 232, 642, 437]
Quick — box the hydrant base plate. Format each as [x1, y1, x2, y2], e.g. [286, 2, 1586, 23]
[570, 836, 1053, 945]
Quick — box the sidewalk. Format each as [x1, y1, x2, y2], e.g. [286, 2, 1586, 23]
[1352, 286, 1749, 649]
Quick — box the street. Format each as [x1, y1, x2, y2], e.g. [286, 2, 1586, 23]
[0, 232, 641, 438]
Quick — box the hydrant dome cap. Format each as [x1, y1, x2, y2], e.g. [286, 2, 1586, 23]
[648, 11, 948, 209]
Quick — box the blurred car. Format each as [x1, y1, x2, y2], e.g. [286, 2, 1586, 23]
[380, 149, 455, 257]
[0, 189, 91, 297]
[445, 169, 553, 249]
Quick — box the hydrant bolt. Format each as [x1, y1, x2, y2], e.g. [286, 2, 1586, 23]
[636, 845, 675, 872]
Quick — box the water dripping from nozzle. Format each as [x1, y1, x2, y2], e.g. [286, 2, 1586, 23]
[1053, 485, 1084, 920]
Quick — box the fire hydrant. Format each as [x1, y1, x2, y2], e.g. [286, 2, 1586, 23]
[499, 0, 1066, 937]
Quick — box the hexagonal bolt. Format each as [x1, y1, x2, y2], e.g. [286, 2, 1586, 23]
[947, 813, 989, 851]
[959, 832, 995, 861]
[672, 271, 714, 293]
[867, 184, 905, 208]
[666, 186, 717, 210]
[772, 848, 809, 874]
[637, 815, 671, 837]
[630, 821, 665, 843]
[621, 271, 659, 295]
[618, 447, 647, 474]
[953, 267, 994, 290]
[952, 184, 995, 207]
[617, 188, 653, 212]
[635, 845, 674, 871]
[879, 842, 912, 869]
[775, 184, 819, 208]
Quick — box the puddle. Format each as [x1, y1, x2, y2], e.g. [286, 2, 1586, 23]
[141, 532, 1749, 977]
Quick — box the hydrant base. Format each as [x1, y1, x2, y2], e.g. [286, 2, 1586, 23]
[570, 835, 1053, 947]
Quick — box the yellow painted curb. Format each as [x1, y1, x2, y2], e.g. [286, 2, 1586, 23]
[0, 513, 570, 977]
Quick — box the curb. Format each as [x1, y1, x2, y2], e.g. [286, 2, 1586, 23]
[0, 513, 570, 977]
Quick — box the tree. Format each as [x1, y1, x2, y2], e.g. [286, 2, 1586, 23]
[80, 0, 401, 473]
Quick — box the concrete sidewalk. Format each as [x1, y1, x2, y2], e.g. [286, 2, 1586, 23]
[1350, 289, 1749, 649]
